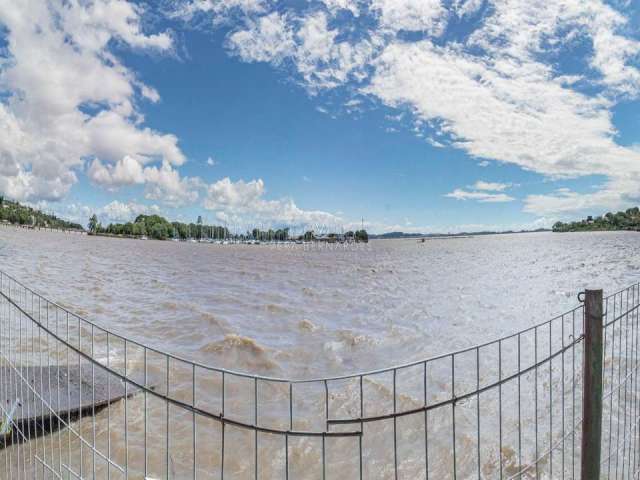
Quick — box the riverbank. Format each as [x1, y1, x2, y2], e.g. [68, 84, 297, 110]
[553, 206, 640, 232]
[0, 221, 85, 234]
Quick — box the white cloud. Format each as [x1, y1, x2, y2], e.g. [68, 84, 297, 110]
[322, 0, 359, 17]
[453, 0, 484, 18]
[0, 0, 184, 203]
[88, 156, 145, 187]
[204, 177, 265, 210]
[4, 0, 640, 223]
[172, 0, 267, 22]
[446, 180, 515, 202]
[366, 40, 635, 179]
[227, 9, 377, 90]
[88, 158, 201, 207]
[30, 199, 161, 226]
[207, 156, 218, 166]
[100, 200, 162, 223]
[61, 0, 173, 51]
[143, 163, 202, 207]
[227, 12, 295, 64]
[473, 181, 510, 191]
[523, 186, 631, 216]
[477, 160, 490, 167]
[469, 0, 640, 98]
[371, 0, 447, 34]
[203, 177, 341, 226]
[294, 12, 377, 89]
[365, 39, 640, 214]
[184, 0, 640, 217]
[446, 189, 515, 203]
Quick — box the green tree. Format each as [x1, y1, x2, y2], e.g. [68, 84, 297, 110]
[355, 230, 369, 243]
[88, 214, 98, 233]
[150, 223, 169, 240]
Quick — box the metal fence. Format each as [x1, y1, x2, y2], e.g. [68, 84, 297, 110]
[0, 269, 637, 479]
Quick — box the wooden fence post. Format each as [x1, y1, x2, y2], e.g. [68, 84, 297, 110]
[581, 289, 604, 480]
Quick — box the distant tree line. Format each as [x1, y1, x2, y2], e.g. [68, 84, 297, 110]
[0, 197, 83, 230]
[89, 213, 369, 243]
[89, 214, 231, 240]
[553, 207, 640, 232]
[353, 230, 369, 242]
[304, 229, 368, 242]
[251, 227, 290, 241]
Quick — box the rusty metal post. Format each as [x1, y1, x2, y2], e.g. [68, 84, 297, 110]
[581, 289, 603, 480]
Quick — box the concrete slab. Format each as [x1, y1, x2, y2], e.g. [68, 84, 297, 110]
[0, 365, 131, 444]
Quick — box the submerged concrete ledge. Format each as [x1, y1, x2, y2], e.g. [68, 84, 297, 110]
[0, 365, 130, 446]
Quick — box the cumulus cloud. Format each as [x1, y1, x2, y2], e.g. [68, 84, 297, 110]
[100, 200, 162, 223]
[88, 156, 146, 187]
[0, 0, 183, 203]
[87, 158, 200, 207]
[30, 199, 161, 226]
[203, 177, 341, 226]
[142, 163, 202, 207]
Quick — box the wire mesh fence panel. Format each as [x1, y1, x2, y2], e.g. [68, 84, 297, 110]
[0, 270, 638, 479]
[600, 284, 640, 480]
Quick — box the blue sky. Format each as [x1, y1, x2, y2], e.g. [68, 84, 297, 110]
[0, 0, 639, 233]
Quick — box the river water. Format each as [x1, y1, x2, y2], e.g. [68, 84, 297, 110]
[0, 228, 637, 378]
[0, 227, 638, 479]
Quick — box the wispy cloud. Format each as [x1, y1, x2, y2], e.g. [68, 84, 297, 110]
[473, 181, 511, 192]
[446, 180, 515, 203]
[446, 189, 515, 203]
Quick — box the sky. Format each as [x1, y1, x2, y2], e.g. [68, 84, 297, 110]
[0, 0, 639, 233]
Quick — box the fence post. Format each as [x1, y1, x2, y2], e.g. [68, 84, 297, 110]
[581, 289, 603, 480]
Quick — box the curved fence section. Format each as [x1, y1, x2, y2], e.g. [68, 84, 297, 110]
[0, 270, 637, 479]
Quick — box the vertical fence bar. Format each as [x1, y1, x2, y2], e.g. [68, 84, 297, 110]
[581, 289, 603, 480]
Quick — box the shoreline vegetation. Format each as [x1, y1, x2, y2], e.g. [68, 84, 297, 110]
[552, 207, 640, 232]
[0, 197, 83, 231]
[13, 195, 640, 241]
[88, 213, 369, 244]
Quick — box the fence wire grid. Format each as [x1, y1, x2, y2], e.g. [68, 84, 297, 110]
[0, 270, 637, 479]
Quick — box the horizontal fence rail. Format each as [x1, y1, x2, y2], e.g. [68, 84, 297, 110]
[0, 270, 637, 479]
